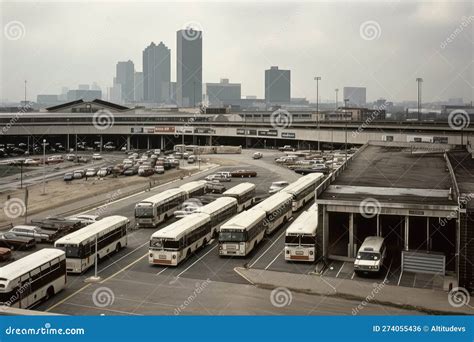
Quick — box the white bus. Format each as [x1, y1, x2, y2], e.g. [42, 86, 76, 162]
[222, 182, 256, 212]
[254, 192, 293, 234]
[0, 249, 66, 308]
[55, 215, 129, 274]
[283, 173, 324, 211]
[198, 197, 238, 237]
[285, 204, 318, 262]
[149, 213, 211, 266]
[219, 208, 266, 256]
[179, 180, 207, 198]
[135, 188, 187, 227]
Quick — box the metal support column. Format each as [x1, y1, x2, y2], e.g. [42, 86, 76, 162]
[127, 135, 131, 150]
[376, 214, 380, 236]
[100, 135, 103, 153]
[147, 135, 150, 150]
[348, 213, 354, 257]
[404, 216, 410, 251]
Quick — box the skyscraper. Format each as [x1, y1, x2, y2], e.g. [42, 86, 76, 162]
[143, 42, 170, 103]
[177, 28, 202, 107]
[206, 79, 241, 106]
[343, 87, 366, 107]
[116, 60, 135, 103]
[134, 72, 144, 102]
[265, 66, 291, 104]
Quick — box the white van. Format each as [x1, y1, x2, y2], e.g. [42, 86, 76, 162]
[354, 236, 386, 275]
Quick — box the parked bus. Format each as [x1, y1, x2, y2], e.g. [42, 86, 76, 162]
[0, 248, 66, 308]
[222, 182, 256, 212]
[54, 215, 129, 273]
[135, 188, 187, 227]
[284, 204, 318, 262]
[179, 180, 207, 198]
[254, 192, 293, 234]
[149, 213, 211, 266]
[198, 197, 238, 236]
[218, 208, 266, 256]
[283, 173, 324, 211]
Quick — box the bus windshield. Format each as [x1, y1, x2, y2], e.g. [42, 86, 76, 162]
[219, 231, 245, 242]
[135, 206, 154, 218]
[63, 245, 81, 258]
[357, 252, 380, 261]
[150, 238, 180, 250]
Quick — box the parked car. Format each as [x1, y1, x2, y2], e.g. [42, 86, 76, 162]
[269, 181, 290, 194]
[92, 153, 102, 160]
[97, 167, 108, 177]
[187, 155, 196, 164]
[0, 247, 12, 261]
[138, 166, 154, 177]
[73, 170, 84, 179]
[66, 154, 76, 161]
[68, 214, 98, 226]
[124, 165, 139, 176]
[46, 155, 63, 164]
[63, 172, 74, 181]
[253, 152, 263, 159]
[354, 236, 386, 275]
[0, 232, 36, 250]
[215, 171, 232, 179]
[85, 168, 97, 177]
[77, 156, 90, 163]
[230, 170, 257, 178]
[9, 225, 57, 243]
[154, 149, 161, 155]
[154, 165, 165, 174]
[278, 145, 296, 152]
[23, 158, 40, 166]
[112, 164, 125, 176]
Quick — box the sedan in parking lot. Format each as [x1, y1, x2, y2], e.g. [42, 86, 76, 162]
[9, 225, 56, 243]
[0, 233, 36, 250]
[64, 172, 74, 181]
[0, 247, 12, 261]
[230, 170, 257, 178]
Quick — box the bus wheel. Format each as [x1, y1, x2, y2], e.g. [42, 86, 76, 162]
[115, 243, 121, 253]
[203, 238, 207, 246]
[45, 286, 55, 301]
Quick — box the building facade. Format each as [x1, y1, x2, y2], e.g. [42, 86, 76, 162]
[143, 42, 171, 104]
[177, 29, 202, 107]
[116, 60, 135, 103]
[134, 72, 144, 102]
[206, 79, 241, 106]
[343, 87, 367, 107]
[265, 66, 291, 104]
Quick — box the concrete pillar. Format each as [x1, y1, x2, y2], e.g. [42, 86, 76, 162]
[126, 135, 131, 151]
[348, 213, 354, 257]
[209, 135, 212, 146]
[322, 206, 329, 258]
[376, 214, 380, 236]
[147, 135, 150, 150]
[426, 217, 430, 251]
[404, 216, 410, 251]
[100, 135, 103, 153]
[160, 136, 164, 150]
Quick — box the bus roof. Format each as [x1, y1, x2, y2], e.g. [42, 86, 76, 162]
[283, 173, 324, 195]
[0, 248, 65, 281]
[254, 192, 293, 213]
[54, 215, 129, 246]
[223, 182, 256, 196]
[137, 188, 186, 206]
[220, 208, 266, 231]
[179, 180, 207, 194]
[151, 213, 210, 241]
[286, 209, 318, 235]
[359, 236, 385, 252]
[198, 197, 237, 216]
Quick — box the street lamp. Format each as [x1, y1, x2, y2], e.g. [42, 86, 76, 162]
[416, 78, 423, 121]
[335, 88, 339, 109]
[344, 99, 349, 163]
[314, 76, 321, 151]
[42, 139, 46, 194]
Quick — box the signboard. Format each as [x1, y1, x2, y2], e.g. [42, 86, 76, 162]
[258, 130, 278, 137]
[175, 126, 193, 134]
[281, 132, 296, 139]
[236, 129, 257, 135]
[195, 128, 216, 134]
[131, 127, 144, 133]
[155, 126, 175, 133]
[146, 128, 155, 134]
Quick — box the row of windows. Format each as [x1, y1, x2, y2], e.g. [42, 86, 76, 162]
[209, 206, 238, 228]
[233, 190, 255, 205]
[163, 222, 212, 250]
[156, 195, 187, 215]
[81, 225, 127, 258]
[293, 185, 316, 201]
[285, 235, 316, 245]
[246, 219, 266, 241]
[266, 202, 292, 222]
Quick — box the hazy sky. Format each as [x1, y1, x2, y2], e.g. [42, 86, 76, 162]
[1, 0, 472, 103]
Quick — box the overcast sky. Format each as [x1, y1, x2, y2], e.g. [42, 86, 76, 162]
[1, 0, 472, 103]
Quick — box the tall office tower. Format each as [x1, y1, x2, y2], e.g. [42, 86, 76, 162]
[134, 72, 144, 102]
[206, 79, 241, 106]
[176, 28, 202, 107]
[265, 66, 291, 104]
[116, 60, 135, 103]
[343, 87, 367, 107]
[143, 42, 171, 103]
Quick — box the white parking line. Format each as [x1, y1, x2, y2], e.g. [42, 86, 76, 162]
[248, 230, 286, 268]
[176, 245, 217, 278]
[98, 241, 149, 274]
[264, 251, 282, 270]
[351, 272, 355, 280]
[384, 259, 393, 283]
[397, 269, 404, 286]
[322, 261, 333, 276]
[156, 267, 168, 276]
[335, 262, 345, 278]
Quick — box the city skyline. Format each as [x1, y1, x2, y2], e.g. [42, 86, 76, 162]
[1, 1, 472, 104]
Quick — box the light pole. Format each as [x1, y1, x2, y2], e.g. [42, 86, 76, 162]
[314, 76, 321, 151]
[42, 139, 46, 194]
[335, 88, 339, 109]
[344, 99, 349, 163]
[416, 78, 423, 121]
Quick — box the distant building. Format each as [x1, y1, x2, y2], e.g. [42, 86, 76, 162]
[143, 42, 171, 103]
[206, 79, 241, 106]
[265, 66, 290, 104]
[46, 99, 129, 113]
[78, 84, 90, 91]
[91, 82, 101, 91]
[116, 60, 135, 103]
[67, 89, 102, 102]
[170, 81, 177, 103]
[108, 83, 122, 104]
[37, 95, 60, 107]
[343, 87, 366, 107]
[59, 87, 69, 101]
[134, 72, 144, 102]
[177, 28, 202, 107]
